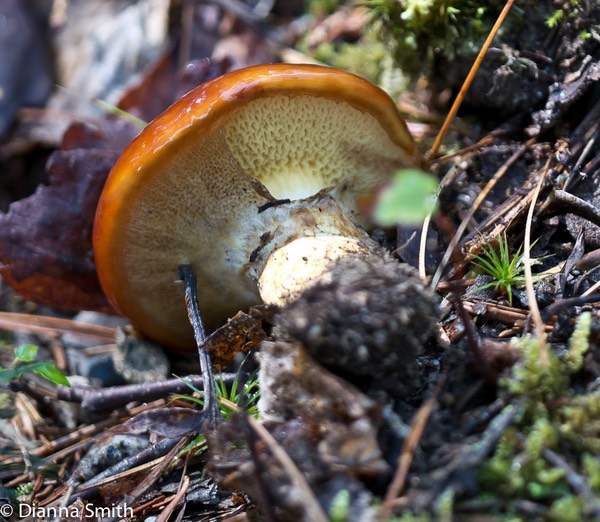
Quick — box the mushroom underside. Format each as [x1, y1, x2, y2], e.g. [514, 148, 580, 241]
[99, 94, 415, 348]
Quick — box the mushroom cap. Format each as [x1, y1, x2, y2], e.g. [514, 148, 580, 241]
[94, 64, 418, 350]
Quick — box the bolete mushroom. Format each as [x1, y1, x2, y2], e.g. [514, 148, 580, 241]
[94, 64, 418, 350]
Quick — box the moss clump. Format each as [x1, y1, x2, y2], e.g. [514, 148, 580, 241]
[548, 496, 588, 522]
[298, 27, 391, 86]
[365, 0, 513, 75]
[316, 39, 388, 83]
[503, 336, 566, 405]
[479, 312, 600, 519]
[564, 308, 592, 373]
[306, 0, 345, 17]
[559, 388, 600, 454]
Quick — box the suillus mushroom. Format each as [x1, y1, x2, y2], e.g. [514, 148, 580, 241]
[93, 63, 419, 351]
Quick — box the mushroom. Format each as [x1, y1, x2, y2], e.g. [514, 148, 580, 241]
[93, 64, 419, 351]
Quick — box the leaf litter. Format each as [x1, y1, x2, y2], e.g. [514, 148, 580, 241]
[0, 0, 599, 520]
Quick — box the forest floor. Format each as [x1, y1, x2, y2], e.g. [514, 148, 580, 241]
[0, 1, 599, 521]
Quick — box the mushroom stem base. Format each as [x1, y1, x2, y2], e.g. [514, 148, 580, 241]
[258, 235, 378, 307]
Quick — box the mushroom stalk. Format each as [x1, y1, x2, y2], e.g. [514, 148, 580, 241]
[248, 194, 380, 307]
[259, 235, 374, 306]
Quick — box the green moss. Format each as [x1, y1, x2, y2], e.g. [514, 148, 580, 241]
[434, 487, 454, 518]
[364, 0, 515, 75]
[583, 454, 600, 491]
[300, 30, 390, 85]
[545, 1, 591, 30]
[479, 312, 600, 517]
[545, 8, 564, 28]
[559, 388, 600, 453]
[502, 335, 566, 404]
[329, 489, 351, 522]
[524, 417, 558, 462]
[565, 311, 592, 373]
[548, 496, 586, 522]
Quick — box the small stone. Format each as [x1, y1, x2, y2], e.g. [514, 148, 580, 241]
[112, 327, 170, 384]
[63, 311, 128, 386]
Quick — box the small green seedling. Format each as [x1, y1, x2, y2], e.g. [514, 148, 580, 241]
[176, 366, 260, 419]
[175, 366, 260, 457]
[471, 233, 545, 305]
[329, 489, 351, 522]
[374, 168, 439, 226]
[214, 367, 261, 418]
[0, 344, 69, 386]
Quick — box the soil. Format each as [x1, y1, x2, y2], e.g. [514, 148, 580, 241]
[0, 1, 599, 521]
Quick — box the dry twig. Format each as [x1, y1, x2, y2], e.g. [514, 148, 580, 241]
[431, 139, 535, 289]
[523, 158, 550, 362]
[425, 0, 516, 162]
[380, 373, 447, 520]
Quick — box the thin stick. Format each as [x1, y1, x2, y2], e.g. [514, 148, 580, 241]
[581, 279, 600, 298]
[425, 0, 516, 163]
[432, 134, 496, 163]
[431, 139, 534, 289]
[247, 416, 330, 522]
[419, 159, 463, 280]
[543, 448, 600, 517]
[419, 211, 433, 281]
[178, 264, 220, 426]
[156, 474, 190, 522]
[105, 435, 192, 522]
[55, 374, 236, 413]
[0, 312, 115, 342]
[380, 373, 447, 520]
[523, 160, 550, 362]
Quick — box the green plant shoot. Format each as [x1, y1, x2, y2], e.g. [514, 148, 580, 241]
[175, 365, 260, 420]
[471, 234, 546, 305]
[374, 168, 438, 226]
[0, 345, 70, 387]
[175, 367, 260, 458]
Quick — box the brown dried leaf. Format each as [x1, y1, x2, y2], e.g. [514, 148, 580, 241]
[116, 50, 178, 124]
[61, 119, 140, 151]
[111, 407, 205, 440]
[0, 148, 114, 311]
[204, 306, 275, 370]
[0, 117, 140, 312]
[117, 53, 232, 123]
[98, 476, 145, 507]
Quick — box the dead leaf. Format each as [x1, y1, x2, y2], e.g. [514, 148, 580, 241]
[0, 116, 140, 312]
[0, 148, 114, 311]
[61, 119, 140, 151]
[204, 306, 274, 370]
[110, 407, 205, 440]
